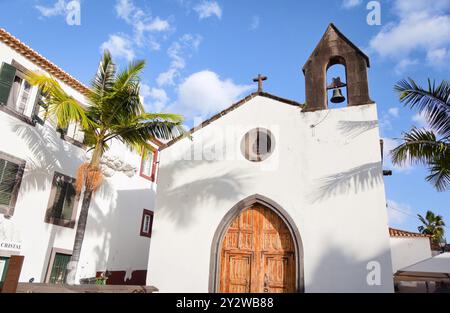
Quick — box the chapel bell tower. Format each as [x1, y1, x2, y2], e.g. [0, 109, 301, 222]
[302, 23, 373, 112]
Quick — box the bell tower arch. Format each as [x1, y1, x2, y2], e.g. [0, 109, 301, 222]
[302, 23, 374, 111]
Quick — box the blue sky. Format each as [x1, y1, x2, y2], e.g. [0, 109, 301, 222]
[0, 0, 449, 234]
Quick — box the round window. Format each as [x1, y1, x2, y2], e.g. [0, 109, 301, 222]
[241, 128, 275, 162]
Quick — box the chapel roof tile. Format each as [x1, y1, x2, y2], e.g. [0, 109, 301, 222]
[0, 28, 89, 95]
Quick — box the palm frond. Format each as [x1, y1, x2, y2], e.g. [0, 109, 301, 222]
[140, 112, 184, 121]
[391, 128, 449, 165]
[96, 61, 146, 129]
[90, 50, 116, 101]
[418, 214, 427, 226]
[394, 78, 450, 137]
[26, 72, 90, 129]
[114, 59, 145, 92]
[104, 114, 187, 151]
[391, 128, 450, 191]
[425, 152, 450, 192]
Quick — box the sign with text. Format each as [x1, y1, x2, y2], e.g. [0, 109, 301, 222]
[0, 241, 21, 252]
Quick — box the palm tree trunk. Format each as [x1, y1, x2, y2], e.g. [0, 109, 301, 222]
[66, 142, 103, 284]
[66, 189, 93, 284]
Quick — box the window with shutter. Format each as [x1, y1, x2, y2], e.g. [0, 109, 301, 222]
[45, 172, 78, 228]
[5, 72, 33, 114]
[0, 257, 10, 288]
[32, 88, 48, 125]
[0, 151, 26, 217]
[49, 253, 71, 284]
[140, 148, 158, 182]
[140, 209, 154, 238]
[0, 63, 16, 105]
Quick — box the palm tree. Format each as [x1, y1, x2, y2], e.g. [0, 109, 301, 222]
[417, 210, 446, 243]
[391, 78, 450, 191]
[27, 51, 186, 284]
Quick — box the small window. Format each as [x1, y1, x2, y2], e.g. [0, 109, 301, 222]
[65, 122, 85, 143]
[140, 210, 154, 238]
[45, 172, 78, 228]
[140, 148, 158, 182]
[0, 151, 26, 217]
[6, 74, 32, 115]
[33, 88, 49, 125]
[48, 252, 71, 284]
[0, 257, 9, 288]
[241, 128, 275, 162]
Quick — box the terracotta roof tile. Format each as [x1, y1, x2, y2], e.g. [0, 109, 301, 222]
[389, 227, 431, 238]
[0, 28, 89, 95]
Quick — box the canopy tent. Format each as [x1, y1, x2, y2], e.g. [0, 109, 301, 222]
[395, 253, 450, 283]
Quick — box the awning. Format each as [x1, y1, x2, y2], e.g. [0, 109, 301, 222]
[395, 253, 450, 283]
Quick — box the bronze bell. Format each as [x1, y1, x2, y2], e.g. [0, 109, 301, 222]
[330, 88, 345, 103]
[327, 77, 347, 104]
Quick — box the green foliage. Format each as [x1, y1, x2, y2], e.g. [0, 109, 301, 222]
[417, 210, 446, 243]
[28, 50, 187, 159]
[391, 78, 450, 191]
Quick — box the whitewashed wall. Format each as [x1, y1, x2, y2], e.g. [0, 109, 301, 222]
[147, 96, 394, 293]
[390, 237, 431, 273]
[0, 41, 154, 284]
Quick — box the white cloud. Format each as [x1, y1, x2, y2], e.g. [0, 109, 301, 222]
[388, 107, 400, 118]
[157, 34, 203, 87]
[157, 69, 179, 87]
[427, 48, 450, 66]
[380, 107, 401, 131]
[394, 58, 418, 75]
[113, 0, 172, 48]
[169, 70, 253, 119]
[379, 113, 392, 132]
[342, 0, 362, 9]
[141, 83, 169, 112]
[250, 15, 260, 31]
[387, 199, 412, 226]
[100, 34, 135, 61]
[142, 17, 171, 32]
[369, 0, 450, 69]
[412, 112, 428, 128]
[36, 0, 67, 17]
[115, 0, 136, 22]
[194, 1, 222, 20]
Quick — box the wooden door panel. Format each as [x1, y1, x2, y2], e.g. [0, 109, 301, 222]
[220, 205, 296, 293]
[221, 252, 252, 293]
[262, 253, 295, 293]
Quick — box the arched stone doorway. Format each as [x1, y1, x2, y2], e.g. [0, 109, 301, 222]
[209, 195, 304, 293]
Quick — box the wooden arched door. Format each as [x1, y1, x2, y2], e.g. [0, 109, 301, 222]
[219, 204, 295, 293]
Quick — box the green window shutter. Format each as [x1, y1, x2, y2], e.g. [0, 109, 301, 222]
[50, 175, 76, 221]
[0, 159, 19, 206]
[0, 257, 10, 288]
[51, 180, 66, 219]
[0, 63, 16, 105]
[61, 182, 75, 220]
[50, 253, 71, 284]
[32, 89, 47, 124]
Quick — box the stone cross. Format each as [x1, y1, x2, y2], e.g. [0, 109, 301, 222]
[253, 74, 267, 93]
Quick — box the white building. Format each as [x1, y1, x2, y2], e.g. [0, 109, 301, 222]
[147, 24, 395, 293]
[1, 24, 430, 293]
[0, 28, 159, 286]
[389, 228, 432, 274]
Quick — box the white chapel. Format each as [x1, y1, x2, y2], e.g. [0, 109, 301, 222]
[146, 24, 394, 293]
